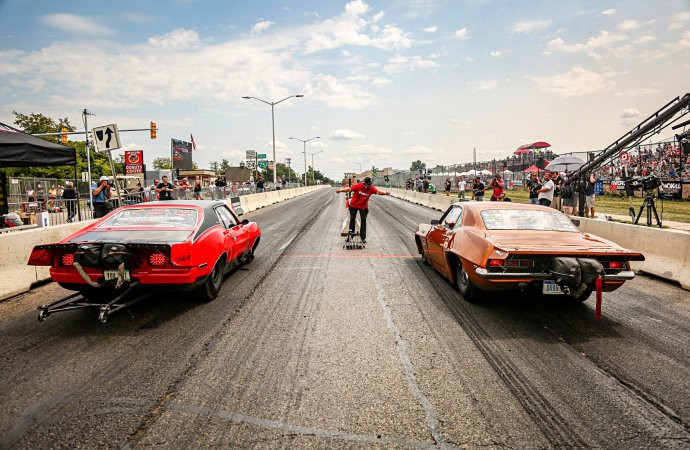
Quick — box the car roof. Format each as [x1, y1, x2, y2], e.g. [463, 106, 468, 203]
[451, 201, 554, 212]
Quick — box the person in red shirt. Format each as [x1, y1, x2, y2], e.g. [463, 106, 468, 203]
[336, 177, 390, 243]
[489, 174, 504, 201]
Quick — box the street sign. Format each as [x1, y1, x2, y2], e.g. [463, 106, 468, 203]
[344, 172, 355, 178]
[258, 153, 267, 159]
[246, 150, 256, 159]
[91, 124, 121, 152]
[258, 161, 267, 169]
[246, 160, 257, 170]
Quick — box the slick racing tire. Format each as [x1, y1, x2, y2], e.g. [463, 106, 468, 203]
[569, 286, 593, 303]
[200, 259, 224, 301]
[456, 263, 482, 303]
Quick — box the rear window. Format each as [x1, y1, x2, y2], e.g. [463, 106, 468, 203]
[98, 208, 198, 228]
[481, 209, 578, 232]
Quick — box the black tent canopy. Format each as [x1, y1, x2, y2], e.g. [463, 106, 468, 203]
[0, 122, 76, 167]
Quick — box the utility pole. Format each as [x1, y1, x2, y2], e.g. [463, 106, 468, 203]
[83, 109, 95, 209]
[285, 158, 291, 184]
[473, 147, 476, 176]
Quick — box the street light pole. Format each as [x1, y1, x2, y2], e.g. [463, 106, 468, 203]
[242, 94, 303, 185]
[285, 158, 291, 184]
[308, 151, 323, 184]
[289, 136, 320, 185]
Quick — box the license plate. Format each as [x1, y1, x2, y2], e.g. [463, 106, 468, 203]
[542, 280, 564, 295]
[103, 269, 130, 281]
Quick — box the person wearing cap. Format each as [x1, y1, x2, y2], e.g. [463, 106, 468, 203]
[91, 175, 112, 218]
[336, 177, 390, 244]
[471, 177, 485, 201]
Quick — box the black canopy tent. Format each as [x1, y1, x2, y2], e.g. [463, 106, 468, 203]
[0, 122, 79, 217]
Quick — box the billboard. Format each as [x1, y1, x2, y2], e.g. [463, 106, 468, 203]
[171, 138, 193, 170]
[125, 150, 144, 174]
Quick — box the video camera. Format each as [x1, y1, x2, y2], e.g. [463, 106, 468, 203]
[624, 175, 661, 192]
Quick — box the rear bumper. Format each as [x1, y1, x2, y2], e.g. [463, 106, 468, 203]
[50, 266, 208, 285]
[474, 268, 635, 281]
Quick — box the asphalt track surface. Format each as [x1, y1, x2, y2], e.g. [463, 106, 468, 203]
[1, 188, 689, 448]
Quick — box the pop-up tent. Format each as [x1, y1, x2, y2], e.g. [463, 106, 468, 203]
[0, 122, 76, 167]
[523, 164, 547, 173]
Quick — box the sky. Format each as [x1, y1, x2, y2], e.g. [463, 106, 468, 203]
[1, 0, 689, 179]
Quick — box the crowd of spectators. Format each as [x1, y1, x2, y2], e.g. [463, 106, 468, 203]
[593, 141, 690, 181]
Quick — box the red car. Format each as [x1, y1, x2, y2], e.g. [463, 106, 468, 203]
[28, 201, 260, 322]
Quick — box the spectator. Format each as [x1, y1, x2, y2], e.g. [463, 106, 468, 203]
[256, 175, 265, 193]
[552, 172, 563, 211]
[422, 177, 429, 193]
[444, 177, 452, 196]
[215, 176, 227, 199]
[561, 182, 578, 216]
[457, 177, 466, 199]
[62, 181, 78, 222]
[585, 173, 596, 218]
[275, 176, 282, 190]
[91, 176, 112, 218]
[537, 172, 554, 207]
[156, 175, 175, 201]
[471, 177, 485, 201]
[48, 185, 57, 209]
[36, 185, 47, 211]
[193, 176, 202, 200]
[178, 177, 190, 199]
[282, 177, 287, 189]
[489, 174, 504, 201]
[26, 187, 35, 202]
[525, 172, 541, 205]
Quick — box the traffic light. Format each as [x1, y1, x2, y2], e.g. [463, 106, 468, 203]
[61, 127, 68, 144]
[150, 121, 157, 139]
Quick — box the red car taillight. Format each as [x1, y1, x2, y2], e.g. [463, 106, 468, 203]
[488, 259, 504, 267]
[487, 258, 534, 269]
[149, 252, 168, 266]
[608, 261, 625, 270]
[61, 253, 75, 266]
[28, 247, 54, 266]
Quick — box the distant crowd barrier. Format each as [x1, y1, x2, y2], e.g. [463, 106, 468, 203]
[387, 187, 690, 291]
[0, 185, 328, 301]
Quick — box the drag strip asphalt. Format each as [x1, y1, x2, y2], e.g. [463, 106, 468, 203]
[0, 189, 688, 448]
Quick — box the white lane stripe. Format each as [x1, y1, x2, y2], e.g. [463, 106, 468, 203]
[370, 259, 450, 448]
[166, 403, 437, 448]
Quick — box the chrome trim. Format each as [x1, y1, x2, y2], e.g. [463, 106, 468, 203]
[475, 268, 635, 281]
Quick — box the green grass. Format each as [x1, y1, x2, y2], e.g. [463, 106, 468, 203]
[505, 189, 690, 223]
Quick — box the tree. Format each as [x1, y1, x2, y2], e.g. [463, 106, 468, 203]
[265, 163, 300, 184]
[410, 160, 426, 172]
[219, 159, 231, 174]
[209, 161, 220, 175]
[152, 157, 172, 170]
[12, 111, 74, 144]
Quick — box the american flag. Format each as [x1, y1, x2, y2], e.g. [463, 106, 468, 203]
[190, 134, 197, 151]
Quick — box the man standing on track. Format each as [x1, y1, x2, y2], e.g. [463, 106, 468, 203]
[336, 177, 390, 244]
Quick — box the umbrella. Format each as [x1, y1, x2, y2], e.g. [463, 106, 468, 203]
[545, 155, 584, 173]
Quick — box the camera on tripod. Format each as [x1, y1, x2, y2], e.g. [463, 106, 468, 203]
[625, 175, 661, 193]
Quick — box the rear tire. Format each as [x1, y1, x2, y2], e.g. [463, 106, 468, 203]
[456, 263, 482, 303]
[200, 259, 224, 301]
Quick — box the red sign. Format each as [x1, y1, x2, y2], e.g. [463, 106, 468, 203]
[620, 151, 629, 164]
[125, 150, 144, 174]
[125, 150, 143, 165]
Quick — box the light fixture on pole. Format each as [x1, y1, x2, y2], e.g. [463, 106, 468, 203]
[242, 94, 303, 185]
[308, 150, 323, 184]
[289, 136, 320, 185]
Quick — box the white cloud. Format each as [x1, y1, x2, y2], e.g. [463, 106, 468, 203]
[673, 11, 690, 21]
[620, 108, 640, 119]
[251, 20, 275, 36]
[304, 74, 375, 109]
[669, 22, 684, 31]
[148, 29, 201, 48]
[330, 128, 365, 140]
[601, 9, 617, 16]
[454, 27, 469, 39]
[423, 25, 437, 33]
[533, 66, 614, 97]
[264, 140, 288, 150]
[384, 54, 439, 73]
[546, 30, 629, 61]
[635, 35, 656, 44]
[513, 20, 552, 34]
[490, 50, 502, 57]
[372, 11, 385, 22]
[617, 19, 641, 31]
[469, 80, 498, 91]
[40, 13, 111, 35]
[401, 145, 433, 155]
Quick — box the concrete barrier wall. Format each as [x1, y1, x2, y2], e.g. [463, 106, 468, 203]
[0, 220, 97, 301]
[0, 186, 329, 301]
[576, 218, 690, 290]
[388, 187, 690, 290]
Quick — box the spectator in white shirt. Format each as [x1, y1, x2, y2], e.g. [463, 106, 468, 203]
[537, 172, 554, 207]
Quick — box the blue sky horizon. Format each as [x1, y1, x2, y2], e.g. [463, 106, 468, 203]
[1, 0, 689, 178]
